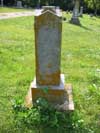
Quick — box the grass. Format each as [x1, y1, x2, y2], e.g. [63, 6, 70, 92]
[0, 13, 100, 132]
[0, 7, 32, 13]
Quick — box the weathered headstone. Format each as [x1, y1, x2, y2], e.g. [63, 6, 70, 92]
[35, 9, 61, 86]
[17, 1, 22, 8]
[26, 6, 74, 111]
[70, 0, 80, 25]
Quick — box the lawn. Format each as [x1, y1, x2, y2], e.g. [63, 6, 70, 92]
[0, 7, 32, 13]
[0, 14, 100, 133]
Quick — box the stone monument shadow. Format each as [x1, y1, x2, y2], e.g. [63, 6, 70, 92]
[69, 22, 92, 31]
[80, 25, 92, 31]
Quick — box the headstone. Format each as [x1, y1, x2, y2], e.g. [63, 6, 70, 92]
[70, 0, 80, 25]
[1, 0, 4, 7]
[90, 14, 94, 18]
[79, 6, 83, 17]
[17, 1, 22, 8]
[26, 6, 74, 111]
[35, 8, 61, 85]
[38, 0, 40, 7]
[24, 5, 27, 8]
[37, 0, 41, 9]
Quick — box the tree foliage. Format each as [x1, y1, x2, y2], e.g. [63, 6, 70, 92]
[3, 0, 100, 14]
[84, 0, 100, 14]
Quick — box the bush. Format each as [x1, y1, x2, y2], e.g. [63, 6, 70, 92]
[12, 97, 93, 133]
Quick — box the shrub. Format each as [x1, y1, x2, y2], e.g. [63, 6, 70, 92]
[12, 97, 93, 133]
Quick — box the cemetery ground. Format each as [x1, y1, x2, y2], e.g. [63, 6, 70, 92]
[0, 7, 29, 13]
[0, 14, 100, 132]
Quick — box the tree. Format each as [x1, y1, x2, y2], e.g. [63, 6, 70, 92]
[85, 0, 100, 15]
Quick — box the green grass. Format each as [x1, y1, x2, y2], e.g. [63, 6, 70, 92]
[0, 7, 32, 13]
[0, 14, 100, 132]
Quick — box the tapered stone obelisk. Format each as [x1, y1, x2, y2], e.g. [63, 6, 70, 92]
[70, 0, 80, 25]
[26, 6, 74, 111]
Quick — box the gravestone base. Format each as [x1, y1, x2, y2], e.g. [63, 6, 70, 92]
[26, 74, 74, 111]
[70, 17, 80, 25]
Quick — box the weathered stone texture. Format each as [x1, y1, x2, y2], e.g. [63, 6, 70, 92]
[26, 7, 74, 111]
[35, 11, 62, 85]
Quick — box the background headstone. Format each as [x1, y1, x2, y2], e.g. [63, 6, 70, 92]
[24, 5, 27, 8]
[1, 0, 4, 7]
[17, 1, 22, 8]
[70, 0, 80, 25]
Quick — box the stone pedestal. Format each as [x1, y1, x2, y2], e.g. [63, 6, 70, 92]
[26, 74, 74, 111]
[70, 17, 80, 25]
[26, 6, 74, 111]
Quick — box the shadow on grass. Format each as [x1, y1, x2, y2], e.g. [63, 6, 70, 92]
[80, 25, 92, 31]
[96, 16, 100, 18]
[69, 22, 92, 31]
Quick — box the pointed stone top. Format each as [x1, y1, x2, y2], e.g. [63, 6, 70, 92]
[34, 6, 62, 17]
[42, 6, 56, 13]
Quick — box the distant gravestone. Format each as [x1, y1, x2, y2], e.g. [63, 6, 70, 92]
[26, 6, 74, 111]
[70, 0, 80, 25]
[17, 1, 22, 8]
[1, 0, 4, 7]
[90, 14, 94, 18]
[24, 5, 27, 8]
[37, 0, 41, 8]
